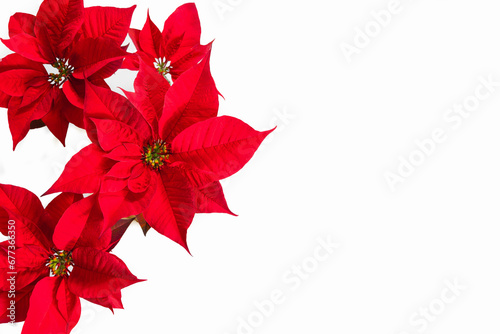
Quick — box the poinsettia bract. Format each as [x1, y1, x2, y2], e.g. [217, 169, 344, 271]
[123, 3, 209, 85]
[47, 52, 274, 252]
[0, 0, 135, 148]
[0, 185, 143, 333]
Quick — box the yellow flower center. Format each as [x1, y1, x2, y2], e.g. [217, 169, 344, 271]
[46, 58, 74, 87]
[154, 57, 173, 85]
[142, 140, 170, 171]
[47, 250, 74, 277]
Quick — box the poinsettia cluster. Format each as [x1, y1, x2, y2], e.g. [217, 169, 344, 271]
[1, 186, 141, 332]
[0, 0, 273, 333]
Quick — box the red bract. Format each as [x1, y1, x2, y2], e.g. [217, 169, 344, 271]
[47, 51, 275, 252]
[0, 185, 142, 333]
[0, 0, 135, 148]
[123, 3, 209, 85]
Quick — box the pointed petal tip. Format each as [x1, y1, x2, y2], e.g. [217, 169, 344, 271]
[266, 125, 278, 135]
[11, 133, 23, 151]
[180, 242, 192, 256]
[118, 87, 131, 95]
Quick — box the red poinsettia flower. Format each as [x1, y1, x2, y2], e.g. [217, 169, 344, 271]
[46, 51, 275, 252]
[0, 0, 135, 148]
[0, 184, 142, 333]
[123, 3, 209, 85]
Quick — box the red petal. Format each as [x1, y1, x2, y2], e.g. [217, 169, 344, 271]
[170, 43, 210, 81]
[45, 144, 114, 195]
[68, 247, 143, 310]
[174, 161, 219, 188]
[0, 54, 45, 109]
[0, 184, 44, 226]
[55, 278, 81, 329]
[87, 52, 126, 80]
[105, 216, 135, 252]
[136, 57, 171, 107]
[128, 164, 152, 193]
[162, 3, 201, 60]
[0, 91, 11, 108]
[81, 6, 136, 44]
[125, 59, 170, 132]
[83, 293, 124, 310]
[53, 194, 110, 251]
[83, 81, 151, 140]
[22, 277, 80, 334]
[171, 116, 275, 180]
[34, 0, 84, 56]
[98, 184, 155, 230]
[92, 118, 144, 152]
[104, 143, 143, 162]
[139, 11, 163, 58]
[41, 94, 70, 146]
[195, 181, 235, 215]
[143, 170, 195, 252]
[70, 37, 128, 79]
[45, 193, 83, 223]
[52, 194, 90, 250]
[0, 184, 50, 248]
[64, 76, 110, 111]
[159, 48, 218, 142]
[0, 69, 47, 97]
[121, 53, 140, 71]
[40, 192, 83, 240]
[100, 177, 129, 193]
[8, 85, 56, 149]
[1, 34, 49, 63]
[106, 160, 139, 179]
[60, 93, 84, 128]
[7, 97, 32, 150]
[33, 23, 57, 61]
[128, 28, 141, 51]
[9, 13, 36, 37]
[0, 53, 46, 73]
[62, 78, 84, 109]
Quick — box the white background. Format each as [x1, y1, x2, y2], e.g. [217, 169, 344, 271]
[2, 0, 500, 333]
